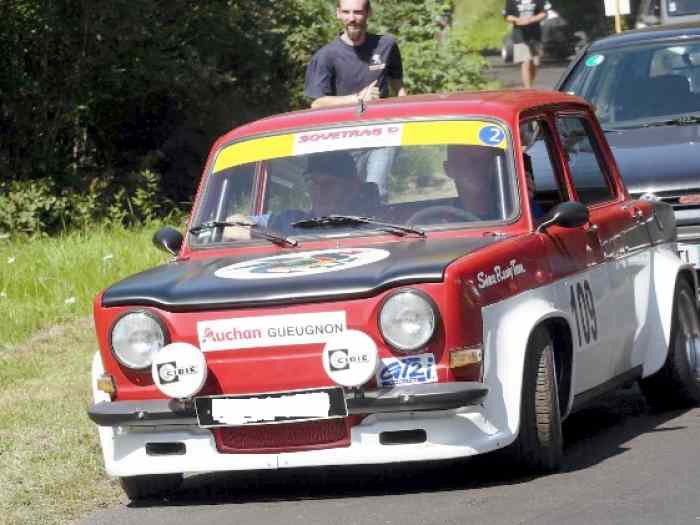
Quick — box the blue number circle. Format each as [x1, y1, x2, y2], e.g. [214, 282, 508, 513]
[479, 125, 505, 146]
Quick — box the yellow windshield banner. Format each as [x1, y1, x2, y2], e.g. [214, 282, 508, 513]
[213, 120, 508, 173]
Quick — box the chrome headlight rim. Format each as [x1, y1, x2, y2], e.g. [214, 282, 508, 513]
[109, 309, 169, 370]
[378, 288, 439, 353]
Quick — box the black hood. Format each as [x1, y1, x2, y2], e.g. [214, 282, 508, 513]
[102, 237, 503, 311]
[606, 125, 700, 194]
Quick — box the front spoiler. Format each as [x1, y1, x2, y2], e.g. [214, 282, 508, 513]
[87, 382, 488, 427]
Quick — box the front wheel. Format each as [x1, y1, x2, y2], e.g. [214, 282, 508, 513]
[639, 278, 700, 409]
[119, 473, 183, 501]
[509, 328, 563, 473]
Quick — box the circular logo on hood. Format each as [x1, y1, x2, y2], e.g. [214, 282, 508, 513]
[214, 248, 391, 280]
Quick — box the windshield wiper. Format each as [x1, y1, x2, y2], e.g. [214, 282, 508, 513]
[189, 220, 298, 247]
[291, 215, 426, 237]
[625, 115, 700, 129]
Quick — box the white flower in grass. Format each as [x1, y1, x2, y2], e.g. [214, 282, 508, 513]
[0, 291, 6, 299]
[102, 254, 114, 262]
[7, 256, 15, 264]
[64, 296, 76, 305]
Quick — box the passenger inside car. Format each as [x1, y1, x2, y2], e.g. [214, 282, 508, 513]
[443, 145, 503, 220]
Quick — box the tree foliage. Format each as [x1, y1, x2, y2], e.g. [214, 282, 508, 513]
[0, 0, 489, 235]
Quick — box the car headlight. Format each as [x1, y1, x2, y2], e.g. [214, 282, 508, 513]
[110, 311, 167, 369]
[379, 290, 437, 352]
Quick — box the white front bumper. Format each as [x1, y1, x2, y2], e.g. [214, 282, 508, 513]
[98, 409, 513, 477]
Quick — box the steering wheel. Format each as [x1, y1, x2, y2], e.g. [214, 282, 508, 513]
[407, 205, 481, 225]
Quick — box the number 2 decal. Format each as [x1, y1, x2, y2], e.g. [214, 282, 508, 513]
[570, 279, 598, 347]
[479, 125, 505, 146]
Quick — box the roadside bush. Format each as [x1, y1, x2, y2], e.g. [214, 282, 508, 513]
[0, 170, 168, 235]
[0, 0, 491, 237]
[401, 36, 493, 94]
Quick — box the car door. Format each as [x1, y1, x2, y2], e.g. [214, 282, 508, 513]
[554, 113, 650, 389]
[521, 114, 609, 395]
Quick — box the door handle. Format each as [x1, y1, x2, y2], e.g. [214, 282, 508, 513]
[626, 205, 644, 222]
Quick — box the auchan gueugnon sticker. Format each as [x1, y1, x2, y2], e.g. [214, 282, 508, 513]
[213, 120, 508, 173]
[198, 311, 346, 352]
[214, 248, 390, 280]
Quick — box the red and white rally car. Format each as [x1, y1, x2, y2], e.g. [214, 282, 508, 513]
[88, 90, 700, 500]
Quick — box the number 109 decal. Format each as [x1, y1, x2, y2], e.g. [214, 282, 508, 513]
[570, 280, 598, 347]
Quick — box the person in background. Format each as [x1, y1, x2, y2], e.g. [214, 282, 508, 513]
[504, 0, 548, 88]
[304, 0, 407, 200]
[305, 0, 406, 108]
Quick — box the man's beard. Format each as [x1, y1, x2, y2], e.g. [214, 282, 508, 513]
[345, 23, 366, 42]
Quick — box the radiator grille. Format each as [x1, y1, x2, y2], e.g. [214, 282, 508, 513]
[213, 418, 350, 454]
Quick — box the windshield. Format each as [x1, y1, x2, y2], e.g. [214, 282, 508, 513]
[562, 41, 700, 129]
[667, 0, 700, 16]
[190, 120, 517, 246]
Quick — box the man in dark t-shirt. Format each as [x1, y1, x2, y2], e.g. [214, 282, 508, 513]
[304, 0, 407, 199]
[504, 0, 547, 88]
[305, 0, 406, 108]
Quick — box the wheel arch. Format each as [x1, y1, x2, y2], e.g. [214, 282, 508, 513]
[482, 294, 575, 444]
[643, 245, 698, 378]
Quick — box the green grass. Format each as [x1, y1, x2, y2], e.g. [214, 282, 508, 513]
[453, 0, 510, 51]
[0, 225, 169, 350]
[0, 224, 171, 524]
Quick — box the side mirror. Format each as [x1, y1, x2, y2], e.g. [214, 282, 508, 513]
[153, 226, 184, 255]
[537, 201, 589, 233]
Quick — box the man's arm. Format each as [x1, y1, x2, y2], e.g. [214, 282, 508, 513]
[522, 11, 546, 25]
[503, 0, 519, 24]
[390, 78, 407, 97]
[310, 94, 360, 109]
[310, 80, 380, 109]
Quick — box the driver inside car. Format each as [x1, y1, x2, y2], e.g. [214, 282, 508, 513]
[223, 151, 375, 240]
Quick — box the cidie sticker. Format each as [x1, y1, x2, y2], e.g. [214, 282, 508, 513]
[322, 330, 379, 387]
[151, 342, 208, 399]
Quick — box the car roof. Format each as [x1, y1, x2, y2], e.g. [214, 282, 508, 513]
[213, 90, 587, 148]
[588, 23, 700, 52]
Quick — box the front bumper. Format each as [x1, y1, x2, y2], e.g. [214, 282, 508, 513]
[88, 382, 508, 477]
[88, 382, 489, 427]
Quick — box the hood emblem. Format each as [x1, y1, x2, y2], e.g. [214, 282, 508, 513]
[214, 248, 391, 280]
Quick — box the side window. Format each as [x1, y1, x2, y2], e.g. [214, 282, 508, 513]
[555, 116, 615, 206]
[520, 119, 567, 217]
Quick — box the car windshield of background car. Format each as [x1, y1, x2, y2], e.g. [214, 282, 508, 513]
[189, 121, 518, 246]
[667, 0, 700, 16]
[562, 41, 700, 129]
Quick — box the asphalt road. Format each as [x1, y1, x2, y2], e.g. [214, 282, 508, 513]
[82, 386, 700, 525]
[485, 55, 569, 90]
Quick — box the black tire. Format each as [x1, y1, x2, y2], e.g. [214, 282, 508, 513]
[119, 473, 183, 501]
[510, 328, 563, 473]
[639, 278, 700, 409]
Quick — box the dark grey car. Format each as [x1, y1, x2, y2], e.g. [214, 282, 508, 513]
[556, 23, 700, 272]
[636, 0, 700, 28]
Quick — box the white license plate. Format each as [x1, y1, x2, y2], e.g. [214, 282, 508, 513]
[678, 242, 700, 267]
[377, 353, 437, 387]
[195, 388, 347, 427]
